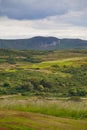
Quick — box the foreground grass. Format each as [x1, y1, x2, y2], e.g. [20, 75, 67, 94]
[0, 109, 87, 130]
[0, 96, 87, 119]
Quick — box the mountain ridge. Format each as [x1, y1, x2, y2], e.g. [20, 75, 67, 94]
[0, 36, 87, 50]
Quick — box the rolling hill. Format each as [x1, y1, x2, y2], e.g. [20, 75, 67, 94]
[0, 49, 87, 97]
[0, 36, 87, 50]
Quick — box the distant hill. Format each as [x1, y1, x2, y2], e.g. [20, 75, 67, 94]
[0, 36, 87, 50]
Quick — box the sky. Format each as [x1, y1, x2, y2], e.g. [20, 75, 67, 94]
[0, 0, 87, 39]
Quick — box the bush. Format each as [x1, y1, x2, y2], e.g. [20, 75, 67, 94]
[69, 96, 81, 102]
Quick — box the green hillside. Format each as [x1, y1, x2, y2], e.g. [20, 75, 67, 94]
[0, 49, 87, 130]
[0, 49, 87, 97]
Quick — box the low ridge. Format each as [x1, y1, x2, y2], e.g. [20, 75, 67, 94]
[0, 36, 87, 50]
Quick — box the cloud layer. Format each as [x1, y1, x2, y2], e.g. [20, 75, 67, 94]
[1, 0, 87, 20]
[0, 0, 87, 39]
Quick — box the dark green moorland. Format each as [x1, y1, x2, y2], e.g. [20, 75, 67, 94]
[0, 49, 87, 130]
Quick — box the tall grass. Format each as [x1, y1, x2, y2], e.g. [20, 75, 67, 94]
[0, 97, 87, 119]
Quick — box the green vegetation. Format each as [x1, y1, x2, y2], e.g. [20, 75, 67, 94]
[0, 49, 87, 97]
[0, 49, 87, 130]
[0, 109, 87, 130]
[0, 96, 87, 130]
[0, 96, 87, 119]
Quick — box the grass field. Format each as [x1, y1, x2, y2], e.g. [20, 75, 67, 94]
[0, 96, 87, 130]
[0, 110, 87, 130]
[0, 96, 87, 119]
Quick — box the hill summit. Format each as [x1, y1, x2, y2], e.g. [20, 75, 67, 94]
[0, 36, 87, 50]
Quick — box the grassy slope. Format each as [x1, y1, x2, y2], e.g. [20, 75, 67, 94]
[0, 50, 87, 130]
[0, 50, 87, 71]
[32, 57, 87, 69]
[0, 109, 87, 130]
[0, 50, 87, 97]
[2, 51, 87, 68]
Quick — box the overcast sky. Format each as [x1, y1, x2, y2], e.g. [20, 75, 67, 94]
[0, 0, 87, 39]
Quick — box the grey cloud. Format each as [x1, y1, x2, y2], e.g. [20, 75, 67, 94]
[59, 8, 87, 26]
[0, 0, 72, 19]
[67, 0, 87, 11]
[0, 0, 87, 29]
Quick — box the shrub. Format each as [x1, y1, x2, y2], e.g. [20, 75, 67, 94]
[69, 96, 81, 102]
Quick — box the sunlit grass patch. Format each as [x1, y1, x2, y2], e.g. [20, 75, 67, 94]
[32, 60, 73, 69]
[32, 57, 87, 69]
[5, 69, 17, 72]
[54, 71, 72, 77]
